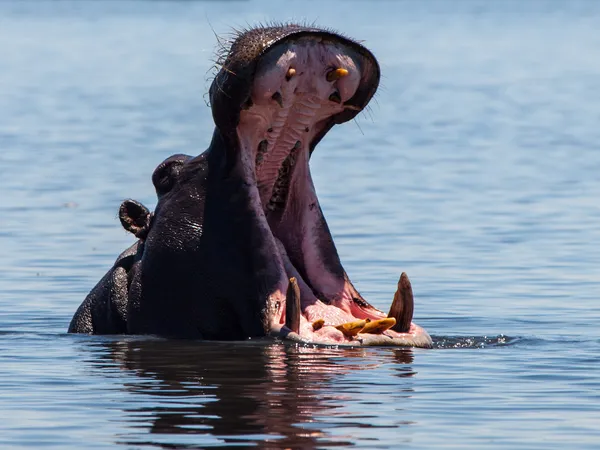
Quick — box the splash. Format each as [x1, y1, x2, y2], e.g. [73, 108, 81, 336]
[432, 334, 516, 349]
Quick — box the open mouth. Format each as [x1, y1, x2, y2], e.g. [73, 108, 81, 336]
[67, 25, 432, 347]
[232, 35, 431, 347]
[272, 272, 432, 348]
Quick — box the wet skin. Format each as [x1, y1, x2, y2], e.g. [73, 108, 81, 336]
[68, 24, 432, 347]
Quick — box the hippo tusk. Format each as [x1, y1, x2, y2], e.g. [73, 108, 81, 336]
[388, 272, 414, 333]
[285, 67, 296, 80]
[285, 277, 301, 333]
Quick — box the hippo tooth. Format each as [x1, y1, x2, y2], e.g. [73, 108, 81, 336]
[271, 91, 284, 108]
[326, 67, 349, 82]
[285, 277, 301, 333]
[360, 317, 396, 334]
[312, 319, 325, 330]
[387, 272, 414, 333]
[329, 91, 342, 104]
[285, 67, 296, 81]
[335, 319, 367, 337]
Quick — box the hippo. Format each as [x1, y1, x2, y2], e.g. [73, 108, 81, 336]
[69, 24, 432, 347]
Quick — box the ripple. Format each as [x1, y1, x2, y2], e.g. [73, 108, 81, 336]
[432, 334, 517, 349]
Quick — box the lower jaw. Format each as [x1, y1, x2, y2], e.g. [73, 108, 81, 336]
[259, 209, 432, 347]
[270, 323, 432, 348]
[266, 264, 433, 348]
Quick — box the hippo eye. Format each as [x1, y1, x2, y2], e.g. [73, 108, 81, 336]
[152, 168, 175, 197]
[151, 155, 190, 198]
[152, 163, 179, 197]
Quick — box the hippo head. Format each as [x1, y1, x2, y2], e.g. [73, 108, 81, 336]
[69, 24, 431, 348]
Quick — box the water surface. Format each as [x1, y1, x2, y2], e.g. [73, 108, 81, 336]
[1, 1, 599, 448]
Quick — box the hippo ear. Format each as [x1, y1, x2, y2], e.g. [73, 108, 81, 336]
[119, 199, 151, 239]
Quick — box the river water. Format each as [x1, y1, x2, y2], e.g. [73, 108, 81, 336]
[1, 1, 599, 448]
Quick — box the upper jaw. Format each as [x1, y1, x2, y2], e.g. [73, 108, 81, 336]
[208, 25, 431, 348]
[237, 40, 364, 210]
[209, 25, 380, 141]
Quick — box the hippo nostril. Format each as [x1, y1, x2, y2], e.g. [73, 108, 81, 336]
[271, 91, 283, 107]
[285, 67, 296, 81]
[329, 91, 342, 104]
[326, 67, 349, 82]
[267, 127, 273, 133]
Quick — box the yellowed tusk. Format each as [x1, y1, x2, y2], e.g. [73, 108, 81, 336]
[285, 67, 296, 80]
[312, 319, 325, 331]
[360, 317, 397, 334]
[335, 319, 367, 337]
[388, 272, 414, 333]
[285, 277, 301, 333]
[326, 68, 349, 82]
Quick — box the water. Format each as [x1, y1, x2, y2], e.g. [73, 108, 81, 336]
[1, 1, 599, 448]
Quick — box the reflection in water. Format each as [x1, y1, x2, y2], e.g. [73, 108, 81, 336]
[92, 339, 416, 448]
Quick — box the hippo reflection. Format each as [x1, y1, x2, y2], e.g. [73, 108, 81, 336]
[69, 24, 431, 347]
[95, 340, 416, 448]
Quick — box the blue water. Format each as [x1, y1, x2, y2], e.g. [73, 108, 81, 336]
[1, 1, 599, 448]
